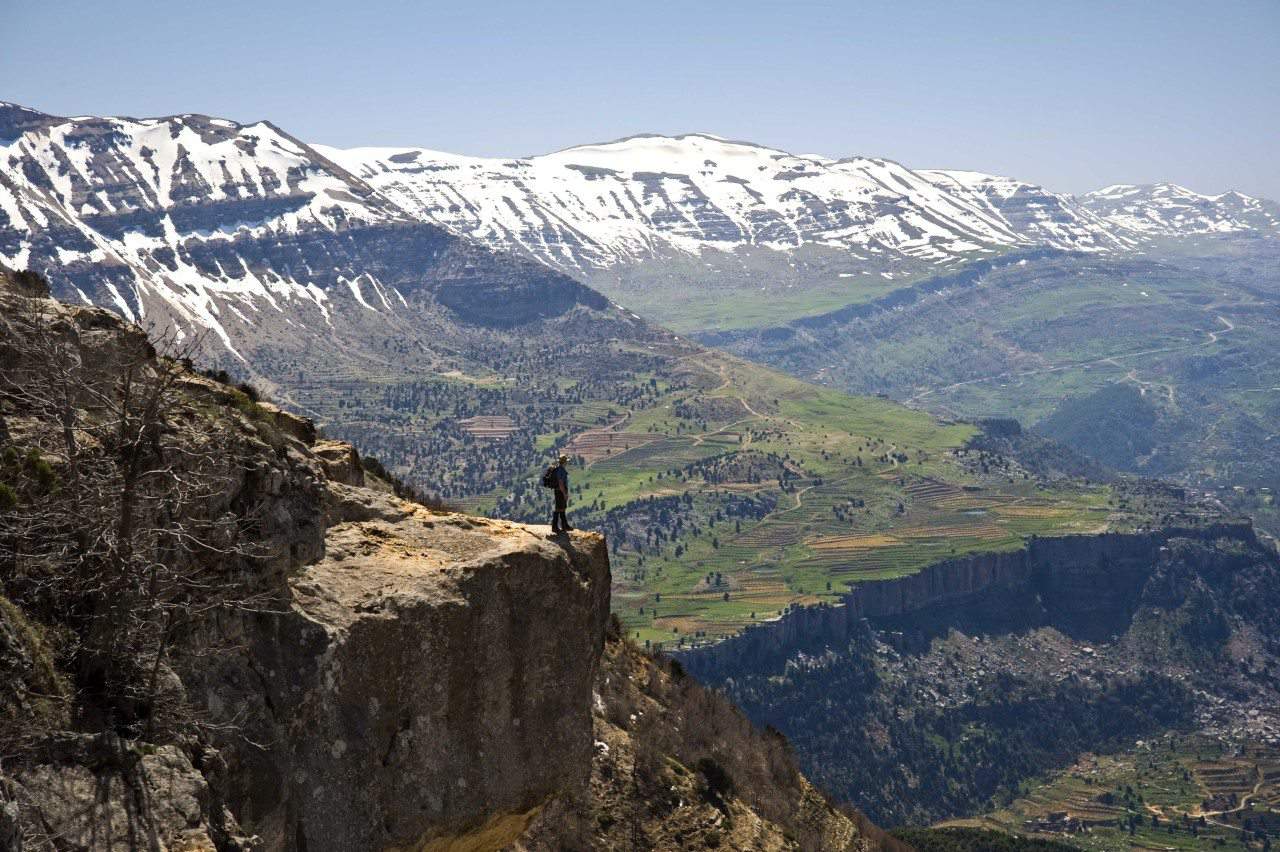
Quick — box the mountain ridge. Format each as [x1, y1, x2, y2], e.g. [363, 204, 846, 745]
[3, 100, 1277, 347]
[0, 100, 613, 361]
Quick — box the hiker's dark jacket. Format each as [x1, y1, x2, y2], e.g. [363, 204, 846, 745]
[553, 466, 568, 508]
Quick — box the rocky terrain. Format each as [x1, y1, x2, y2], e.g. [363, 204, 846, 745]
[0, 269, 895, 851]
[522, 631, 901, 851]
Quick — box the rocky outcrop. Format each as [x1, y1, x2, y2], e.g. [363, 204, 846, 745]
[5, 474, 610, 852]
[0, 271, 613, 851]
[232, 498, 610, 851]
[310, 439, 363, 487]
[2, 736, 250, 852]
[518, 634, 891, 852]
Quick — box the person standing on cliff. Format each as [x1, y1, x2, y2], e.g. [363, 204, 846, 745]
[550, 454, 573, 533]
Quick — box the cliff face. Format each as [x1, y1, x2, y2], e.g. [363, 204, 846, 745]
[0, 271, 612, 851]
[682, 522, 1259, 671]
[236, 497, 611, 851]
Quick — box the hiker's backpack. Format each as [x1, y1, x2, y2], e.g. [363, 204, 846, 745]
[540, 466, 557, 489]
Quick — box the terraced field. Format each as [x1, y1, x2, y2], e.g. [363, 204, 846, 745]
[564, 424, 658, 464]
[956, 738, 1280, 851]
[457, 415, 517, 439]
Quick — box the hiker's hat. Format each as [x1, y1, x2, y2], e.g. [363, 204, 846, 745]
[558, 453, 569, 463]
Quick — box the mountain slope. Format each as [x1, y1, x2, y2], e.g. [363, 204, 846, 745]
[1082, 182, 1280, 238]
[707, 243, 1280, 502]
[0, 101, 607, 358]
[318, 132, 1092, 271]
[318, 133, 1137, 329]
[917, 169, 1133, 250]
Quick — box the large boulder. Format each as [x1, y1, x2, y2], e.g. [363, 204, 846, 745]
[0, 736, 253, 852]
[310, 439, 364, 487]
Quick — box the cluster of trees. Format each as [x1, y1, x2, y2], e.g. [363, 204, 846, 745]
[694, 619, 1200, 826]
[288, 327, 688, 508]
[591, 491, 775, 578]
[680, 450, 789, 486]
[889, 827, 1076, 852]
[831, 497, 868, 522]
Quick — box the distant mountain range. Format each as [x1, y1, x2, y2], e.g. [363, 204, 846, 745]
[325, 135, 1280, 272]
[320, 135, 1128, 271]
[2, 100, 1277, 348]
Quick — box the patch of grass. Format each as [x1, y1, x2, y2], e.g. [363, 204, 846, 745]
[0, 595, 72, 731]
[529, 350, 1126, 642]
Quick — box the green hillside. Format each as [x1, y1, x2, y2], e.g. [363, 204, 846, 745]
[239, 278, 1201, 646]
[486, 350, 1118, 646]
[711, 241, 1280, 505]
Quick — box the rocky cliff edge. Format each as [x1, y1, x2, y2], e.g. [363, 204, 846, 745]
[0, 269, 610, 851]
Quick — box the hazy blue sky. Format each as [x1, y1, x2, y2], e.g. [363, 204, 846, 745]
[6, 0, 1278, 197]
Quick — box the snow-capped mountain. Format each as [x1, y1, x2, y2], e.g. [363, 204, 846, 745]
[2, 101, 1276, 355]
[916, 170, 1135, 252]
[0, 102, 603, 357]
[317, 133, 1129, 278]
[1081, 183, 1280, 238]
[0, 103, 396, 346]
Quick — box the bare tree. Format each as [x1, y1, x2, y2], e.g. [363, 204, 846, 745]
[1, 283, 270, 748]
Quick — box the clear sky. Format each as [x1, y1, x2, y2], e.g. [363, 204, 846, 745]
[6, 0, 1278, 198]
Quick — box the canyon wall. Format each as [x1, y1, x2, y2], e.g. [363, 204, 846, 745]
[681, 521, 1258, 672]
[237, 499, 611, 852]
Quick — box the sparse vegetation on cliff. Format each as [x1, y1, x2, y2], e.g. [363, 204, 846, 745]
[0, 275, 273, 749]
[521, 625, 902, 851]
